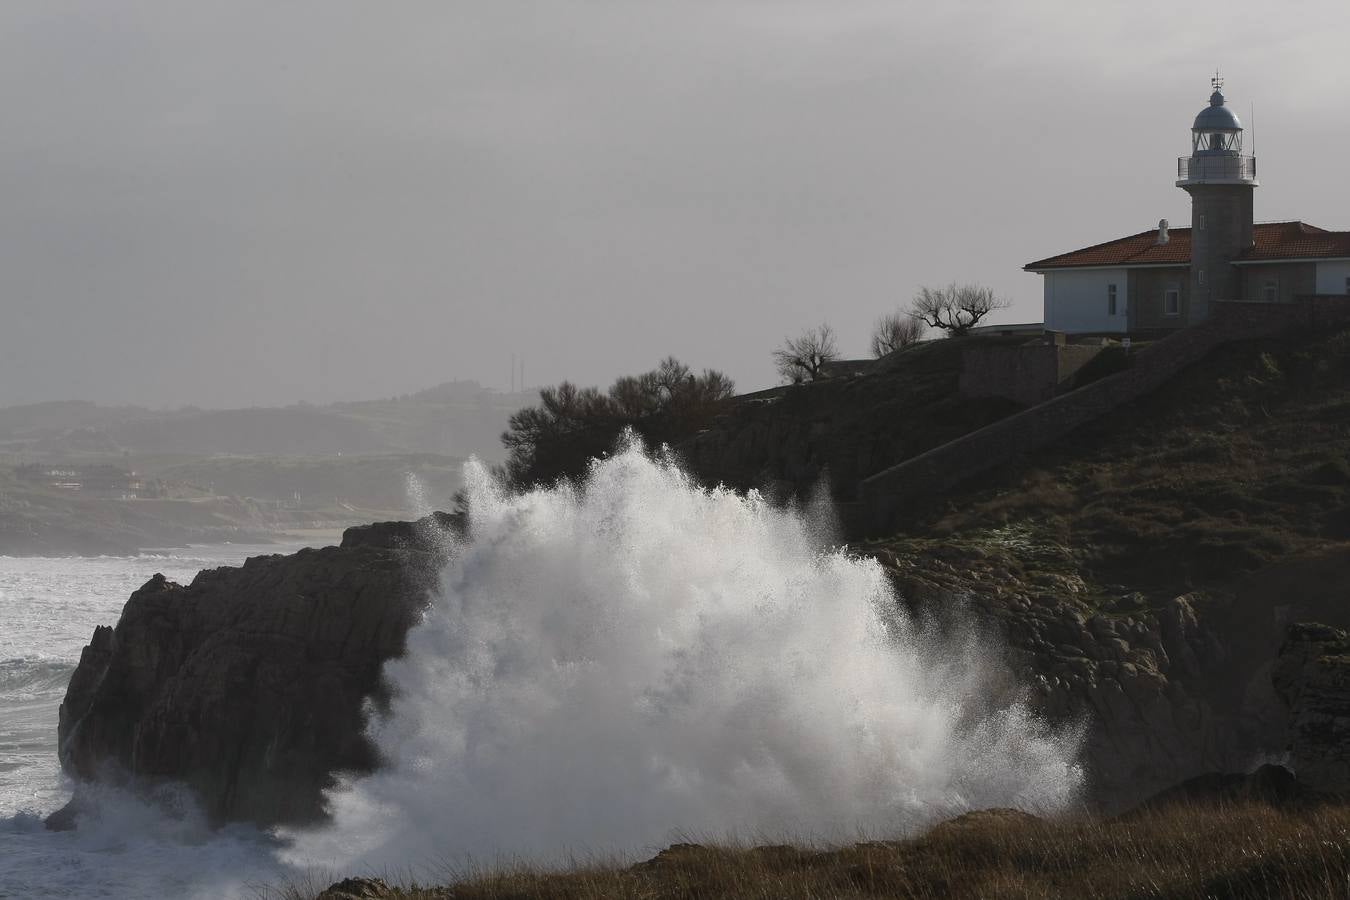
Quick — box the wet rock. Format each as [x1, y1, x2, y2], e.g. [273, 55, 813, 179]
[53, 514, 456, 829]
[42, 798, 82, 832]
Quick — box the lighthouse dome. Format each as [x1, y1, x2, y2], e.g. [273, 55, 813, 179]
[1193, 90, 1242, 132]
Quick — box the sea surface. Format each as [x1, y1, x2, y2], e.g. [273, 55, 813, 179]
[0, 544, 323, 899]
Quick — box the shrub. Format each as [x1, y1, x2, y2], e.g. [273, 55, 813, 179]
[498, 357, 734, 489]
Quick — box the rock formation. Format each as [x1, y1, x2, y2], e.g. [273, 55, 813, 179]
[55, 514, 1350, 831]
[873, 541, 1350, 809]
[53, 514, 457, 828]
[1275, 622, 1350, 795]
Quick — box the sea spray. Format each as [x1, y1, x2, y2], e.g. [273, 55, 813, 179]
[286, 442, 1084, 870]
[1, 784, 292, 900]
[404, 471, 434, 519]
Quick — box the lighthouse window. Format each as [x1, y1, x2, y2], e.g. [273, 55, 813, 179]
[1165, 287, 1180, 316]
[1198, 214, 1206, 231]
[1107, 284, 1118, 316]
[1198, 268, 1207, 287]
[1345, 276, 1350, 296]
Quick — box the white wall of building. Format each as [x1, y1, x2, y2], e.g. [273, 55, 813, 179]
[1042, 268, 1129, 333]
[1315, 261, 1350, 295]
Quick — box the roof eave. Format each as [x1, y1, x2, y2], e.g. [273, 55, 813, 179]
[1232, 255, 1350, 265]
[1024, 261, 1190, 273]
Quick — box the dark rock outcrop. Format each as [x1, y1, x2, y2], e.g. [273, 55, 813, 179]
[1130, 764, 1307, 813]
[315, 878, 398, 900]
[875, 541, 1350, 812]
[53, 515, 456, 829]
[1275, 622, 1350, 795]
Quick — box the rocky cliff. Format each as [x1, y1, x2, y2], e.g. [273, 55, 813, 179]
[54, 515, 1349, 829]
[870, 537, 1350, 808]
[1275, 621, 1350, 794]
[54, 514, 457, 828]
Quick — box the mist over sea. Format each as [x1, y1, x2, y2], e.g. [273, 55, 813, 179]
[0, 451, 1084, 897]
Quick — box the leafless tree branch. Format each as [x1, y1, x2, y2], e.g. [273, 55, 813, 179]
[772, 323, 838, 384]
[910, 283, 1010, 336]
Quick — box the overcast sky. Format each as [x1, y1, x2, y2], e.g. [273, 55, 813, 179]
[2, 1, 1347, 409]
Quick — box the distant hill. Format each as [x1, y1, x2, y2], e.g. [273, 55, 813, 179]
[0, 400, 160, 439]
[0, 380, 535, 461]
[0, 381, 536, 554]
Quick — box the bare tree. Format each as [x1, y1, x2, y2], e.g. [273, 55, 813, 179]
[910, 283, 1010, 336]
[870, 311, 926, 357]
[773, 323, 838, 384]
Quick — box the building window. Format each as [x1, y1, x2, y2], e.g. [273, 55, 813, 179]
[1198, 214, 1206, 230]
[1165, 286, 1180, 316]
[1198, 268, 1207, 287]
[1263, 278, 1279, 302]
[1107, 284, 1118, 316]
[1345, 276, 1350, 296]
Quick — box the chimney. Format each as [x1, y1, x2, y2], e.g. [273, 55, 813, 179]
[1157, 218, 1170, 244]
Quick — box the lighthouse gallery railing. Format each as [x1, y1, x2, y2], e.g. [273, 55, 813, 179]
[1177, 155, 1257, 182]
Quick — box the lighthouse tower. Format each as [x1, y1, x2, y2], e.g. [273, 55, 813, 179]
[1176, 74, 1257, 320]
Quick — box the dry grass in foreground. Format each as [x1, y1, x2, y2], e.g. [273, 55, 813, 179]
[274, 800, 1350, 900]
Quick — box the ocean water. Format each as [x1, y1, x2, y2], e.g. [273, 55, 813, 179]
[0, 545, 316, 898]
[0, 448, 1085, 898]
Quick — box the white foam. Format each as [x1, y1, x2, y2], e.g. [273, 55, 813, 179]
[285, 441, 1083, 872]
[0, 784, 289, 899]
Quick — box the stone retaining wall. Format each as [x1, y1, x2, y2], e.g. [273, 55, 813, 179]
[958, 341, 1104, 406]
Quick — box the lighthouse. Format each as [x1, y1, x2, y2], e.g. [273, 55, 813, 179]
[1176, 74, 1258, 321]
[1026, 77, 1349, 335]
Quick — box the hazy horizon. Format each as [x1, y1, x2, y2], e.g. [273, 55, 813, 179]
[3, 1, 1347, 409]
[0, 377, 532, 414]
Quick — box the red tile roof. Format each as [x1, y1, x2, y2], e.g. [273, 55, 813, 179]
[1025, 221, 1350, 270]
[1241, 221, 1350, 261]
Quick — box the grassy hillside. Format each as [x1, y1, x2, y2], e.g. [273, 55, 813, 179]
[893, 327, 1350, 594]
[682, 336, 1026, 501]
